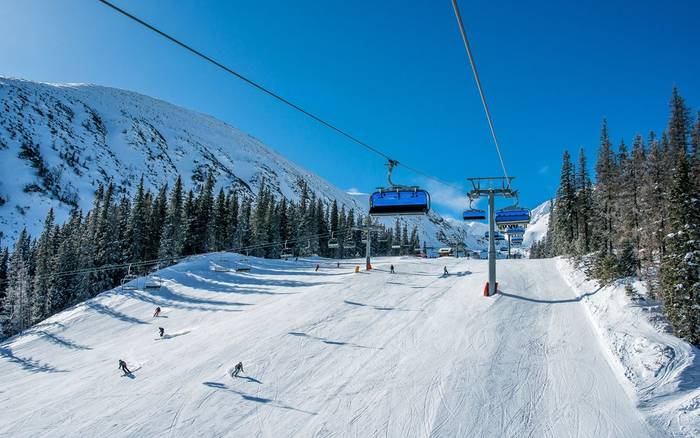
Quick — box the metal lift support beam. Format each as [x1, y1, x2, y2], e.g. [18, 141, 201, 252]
[467, 177, 516, 296]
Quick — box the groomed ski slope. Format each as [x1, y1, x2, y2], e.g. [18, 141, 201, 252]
[0, 255, 660, 437]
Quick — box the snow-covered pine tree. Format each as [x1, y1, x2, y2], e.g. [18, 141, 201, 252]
[0, 247, 8, 316]
[3, 229, 33, 336]
[667, 87, 691, 160]
[593, 119, 617, 254]
[660, 150, 700, 346]
[49, 210, 82, 315]
[575, 147, 593, 255]
[30, 208, 56, 324]
[691, 112, 700, 190]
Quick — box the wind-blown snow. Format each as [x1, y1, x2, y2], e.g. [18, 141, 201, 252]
[0, 254, 670, 436]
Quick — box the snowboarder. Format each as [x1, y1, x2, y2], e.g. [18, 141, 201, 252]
[390, 264, 395, 274]
[158, 327, 165, 338]
[443, 266, 449, 276]
[315, 264, 320, 272]
[119, 359, 131, 375]
[232, 361, 244, 377]
[153, 306, 161, 317]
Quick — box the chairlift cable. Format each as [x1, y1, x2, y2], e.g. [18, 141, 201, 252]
[96, 0, 462, 192]
[450, 0, 511, 188]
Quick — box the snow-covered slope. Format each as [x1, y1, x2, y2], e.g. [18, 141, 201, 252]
[558, 259, 700, 437]
[0, 254, 675, 436]
[0, 77, 363, 242]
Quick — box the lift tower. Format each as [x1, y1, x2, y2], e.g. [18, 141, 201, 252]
[467, 177, 516, 296]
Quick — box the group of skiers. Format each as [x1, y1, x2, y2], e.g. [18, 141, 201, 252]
[117, 262, 451, 378]
[118, 305, 245, 378]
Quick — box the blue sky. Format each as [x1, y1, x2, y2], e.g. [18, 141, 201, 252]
[1, 0, 699, 218]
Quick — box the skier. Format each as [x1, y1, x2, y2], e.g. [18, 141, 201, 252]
[158, 327, 165, 338]
[153, 306, 161, 317]
[118, 359, 131, 376]
[232, 361, 244, 377]
[443, 266, 449, 276]
[337, 262, 340, 268]
[315, 264, 320, 272]
[390, 264, 395, 274]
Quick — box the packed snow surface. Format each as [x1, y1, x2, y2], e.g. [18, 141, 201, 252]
[0, 255, 671, 437]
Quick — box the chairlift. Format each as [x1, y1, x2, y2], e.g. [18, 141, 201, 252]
[391, 243, 401, 250]
[212, 255, 233, 272]
[495, 197, 531, 226]
[463, 196, 486, 221]
[378, 232, 388, 243]
[120, 264, 138, 291]
[505, 225, 525, 236]
[369, 160, 430, 216]
[344, 238, 356, 249]
[281, 240, 293, 259]
[328, 232, 339, 249]
[144, 275, 162, 291]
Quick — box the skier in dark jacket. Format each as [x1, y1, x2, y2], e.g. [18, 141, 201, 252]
[119, 359, 131, 375]
[232, 361, 244, 377]
[443, 266, 449, 276]
[315, 264, 320, 272]
[153, 306, 161, 317]
[158, 327, 165, 338]
[390, 264, 395, 274]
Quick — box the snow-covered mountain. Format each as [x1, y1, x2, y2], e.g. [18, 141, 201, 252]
[523, 199, 552, 247]
[0, 77, 464, 247]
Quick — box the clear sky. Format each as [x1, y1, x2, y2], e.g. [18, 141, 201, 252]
[1, 0, 699, 218]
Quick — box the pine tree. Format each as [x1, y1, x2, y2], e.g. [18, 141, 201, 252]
[0, 247, 8, 316]
[593, 119, 617, 254]
[212, 188, 228, 251]
[575, 148, 593, 254]
[128, 177, 150, 265]
[3, 229, 33, 335]
[146, 184, 168, 261]
[159, 176, 185, 260]
[30, 209, 56, 324]
[660, 151, 700, 345]
[49, 210, 82, 314]
[691, 112, 700, 190]
[226, 190, 240, 249]
[192, 172, 215, 254]
[667, 87, 691, 158]
[553, 150, 577, 254]
[181, 190, 197, 256]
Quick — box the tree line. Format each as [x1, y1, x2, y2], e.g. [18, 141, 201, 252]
[531, 87, 700, 346]
[0, 174, 420, 338]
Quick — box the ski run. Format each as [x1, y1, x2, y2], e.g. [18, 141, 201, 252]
[0, 254, 697, 437]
